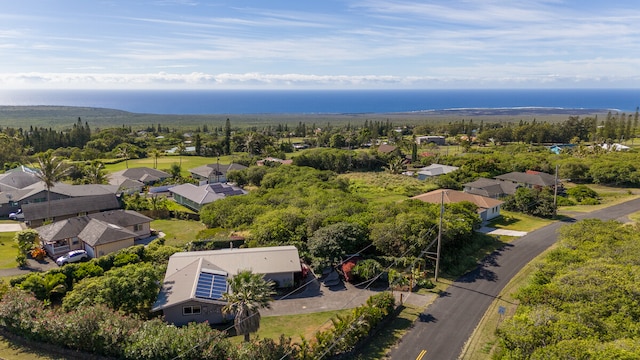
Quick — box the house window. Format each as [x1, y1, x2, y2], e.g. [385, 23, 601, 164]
[133, 224, 143, 231]
[78, 212, 87, 216]
[71, 237, 79, 245]
[183, 305, 201, 315]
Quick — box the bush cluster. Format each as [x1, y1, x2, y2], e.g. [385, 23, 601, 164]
[0, 287, 394, 360]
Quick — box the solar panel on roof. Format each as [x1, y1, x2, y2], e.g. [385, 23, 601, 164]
[195, 272, 228, 300]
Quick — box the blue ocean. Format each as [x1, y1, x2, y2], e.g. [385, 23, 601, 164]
[0, 89, 638, 115]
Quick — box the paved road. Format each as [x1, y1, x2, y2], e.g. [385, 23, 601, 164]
[389, 197, 640, 360]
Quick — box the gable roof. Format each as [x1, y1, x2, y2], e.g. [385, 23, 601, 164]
[494, 171, 555, 187]
[463, 177, 519, 197]
[411, 189, 503, 210]
[36, 209, 151, 243]
[79, 219, 138, 247]
[109, 167, 171, 185]
[88, 209, 152, 227]
[153, 257, 229, 311]
[153, 246, 301, 312]
[165, 246, 301, 279]
[0, 167, 41, 191]
[189, 163, 248, 179]
[417, 164, 459, 177]
[169, 182, 247, 206]
[37, 216, 91, 243]
[22, 194, 121, 221]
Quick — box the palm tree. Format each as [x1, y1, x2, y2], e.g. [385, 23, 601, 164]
[34, 151, 70, 221]
[85, 160, 107, 184]
[150, 149, 162, 169]
[222, 270, 275, 342]
[176, 143, 186, 167]
[117, 144, 131, 169]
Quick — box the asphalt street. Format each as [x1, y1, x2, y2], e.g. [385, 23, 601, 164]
[389, 197, 640, 360]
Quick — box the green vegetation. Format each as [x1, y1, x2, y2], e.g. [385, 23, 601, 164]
[150, 219, 206, 247]
[0, 232, 18, 269]
[493, 220, 640, 358]
[488, 211, 554, 232]
[258, 309, 353, 343]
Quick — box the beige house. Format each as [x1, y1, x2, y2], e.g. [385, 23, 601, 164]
[153, 246, 302, 326]
[412, 189, 504, 222]
[37, 210, 152, 258]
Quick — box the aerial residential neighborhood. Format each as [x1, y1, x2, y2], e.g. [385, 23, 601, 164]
[0, 108, 637, 359]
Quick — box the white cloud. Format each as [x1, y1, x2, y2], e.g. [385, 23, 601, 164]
[1, 66, 639, 90]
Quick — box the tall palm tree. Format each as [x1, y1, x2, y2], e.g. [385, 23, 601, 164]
[34, 151, 70, 221]
[150, 149, 162, 169]
[176, 143, 186, 167]
[222, 270, 275, 342]
[117, 144, 131, 169]
[85, 160, 107, 184]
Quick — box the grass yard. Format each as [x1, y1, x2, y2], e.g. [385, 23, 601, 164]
[103, 154, 244, 177]
[340, 172, 438, 204]
[150, 219, 206, 247]
[0, 232, 17, 270]
[0, 335, 67, 360]
[558, 184, 639, 213]
[486, 211, 554, 232]
[255, 309, 352, 344]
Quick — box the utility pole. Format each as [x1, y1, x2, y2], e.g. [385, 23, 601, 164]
[435, 190, 444, 282]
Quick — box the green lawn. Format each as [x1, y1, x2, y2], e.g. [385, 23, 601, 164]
[104, 154, 244, 177]
[0, 335, 66, 360]
[487, 211, 554, 232]
[0, 232, 18, 270]
[150, 219, 206, 247]
[254, 309, 352, 343]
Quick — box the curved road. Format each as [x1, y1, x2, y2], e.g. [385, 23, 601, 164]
[389, 197, 640, 360]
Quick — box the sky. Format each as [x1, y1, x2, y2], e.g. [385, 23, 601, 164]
[1, 0, 640, 90]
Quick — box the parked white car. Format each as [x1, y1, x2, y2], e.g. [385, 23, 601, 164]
[56, 250, 89, 266]
[9, 209, 24, 221]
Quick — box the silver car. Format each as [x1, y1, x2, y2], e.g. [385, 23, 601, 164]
[56, 250, 89, 266]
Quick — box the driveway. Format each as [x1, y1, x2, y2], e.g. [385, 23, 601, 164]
[262, 273, 434, 317]
[477, 226, 527, 237]
[0, 223, 25, 232]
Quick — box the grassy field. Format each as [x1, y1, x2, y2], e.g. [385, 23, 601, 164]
[150, 219, 206, 247]
[103, 154, 239, 177]
[340, 172, 438, 204]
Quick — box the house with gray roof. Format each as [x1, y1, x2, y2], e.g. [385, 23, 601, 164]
[37, 209, 152, 258]
[23, 193, 121, 227]
[0, 166, 41, 192]
[494, 171, 556, 189]
[416, 164, 459, 180]
[1, 180, 119, 220]
[152, 245, 302, 326]
[169, 182, 247, 212]
[189, 163, 247, 184]
[463, 178, 519, 199]
[109, 167, 171, 194]
[79, 219, 138, 258]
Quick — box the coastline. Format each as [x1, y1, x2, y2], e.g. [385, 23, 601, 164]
[0, 105, 613, 130]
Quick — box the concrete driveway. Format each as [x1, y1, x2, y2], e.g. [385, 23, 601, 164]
[478, 226, 528, 237]
[262, 273, 434, 317]
[0, 223, 25, 232]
